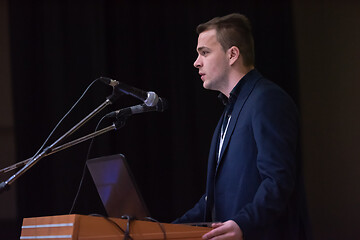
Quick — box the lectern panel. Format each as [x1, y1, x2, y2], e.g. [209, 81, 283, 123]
[20, 215, 210, 240]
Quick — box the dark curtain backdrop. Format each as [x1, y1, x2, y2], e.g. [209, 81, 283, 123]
[8, 0, 297, 235]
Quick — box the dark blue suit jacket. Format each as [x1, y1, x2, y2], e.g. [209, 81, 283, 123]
[174, 70, 311, 240]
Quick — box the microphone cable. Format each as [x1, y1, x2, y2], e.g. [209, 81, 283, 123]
[30, 78, 105, 162]
[68, 114, 108, 214]
[88, 214, 128, 238]
[144, 217, 167, 239]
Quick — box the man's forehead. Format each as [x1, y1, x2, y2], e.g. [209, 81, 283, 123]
[198, 29, 217, 42]
[196, 29, 218, 49]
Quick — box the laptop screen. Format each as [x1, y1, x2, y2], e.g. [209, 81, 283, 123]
[86, 154, 149, 219]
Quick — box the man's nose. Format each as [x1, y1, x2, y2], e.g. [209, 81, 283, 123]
[194, 55, 202, 68]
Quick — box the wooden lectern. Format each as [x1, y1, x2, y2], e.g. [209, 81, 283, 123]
[20, 214, 211, 240]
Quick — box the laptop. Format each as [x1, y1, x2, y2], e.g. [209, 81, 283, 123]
[86, 154, 149, 219]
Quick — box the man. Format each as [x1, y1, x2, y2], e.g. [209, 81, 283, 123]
[174, 13, 311, 240]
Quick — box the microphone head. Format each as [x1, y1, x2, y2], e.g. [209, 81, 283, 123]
[144, 91, 159, 107]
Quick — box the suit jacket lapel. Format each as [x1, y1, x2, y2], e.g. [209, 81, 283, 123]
[204, 115, 222, 220]
[217, 72, 262, 170]
[207, 115, 222, 178]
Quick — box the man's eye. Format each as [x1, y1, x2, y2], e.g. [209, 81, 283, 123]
[202, 51, 209, 56]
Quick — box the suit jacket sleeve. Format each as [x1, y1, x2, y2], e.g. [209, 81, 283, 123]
[172, 194, 207, 224]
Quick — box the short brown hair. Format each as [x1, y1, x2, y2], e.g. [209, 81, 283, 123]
[197, 13, 255, 67]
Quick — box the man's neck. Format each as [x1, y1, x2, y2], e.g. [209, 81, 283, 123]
[223, 65, 254, 98]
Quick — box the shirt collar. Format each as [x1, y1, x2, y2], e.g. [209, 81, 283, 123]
[217, 69, 255, 106]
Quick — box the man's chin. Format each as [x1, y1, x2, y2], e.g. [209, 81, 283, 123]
[203, 82, 217, 91]
[202, 81, 211, 90]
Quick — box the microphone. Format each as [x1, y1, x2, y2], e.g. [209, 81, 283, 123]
[100, 77, 159, 107]
[105, 97, 168, 119]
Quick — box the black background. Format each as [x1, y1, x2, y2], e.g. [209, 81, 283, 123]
[6, 0, 297, 238]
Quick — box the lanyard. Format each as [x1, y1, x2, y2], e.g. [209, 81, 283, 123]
[218, 115, 231, 162]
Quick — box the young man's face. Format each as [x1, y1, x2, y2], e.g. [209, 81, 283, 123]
[194, 29, 230, 93]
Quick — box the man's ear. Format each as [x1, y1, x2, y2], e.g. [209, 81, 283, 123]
[228, 46, 240, 65]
